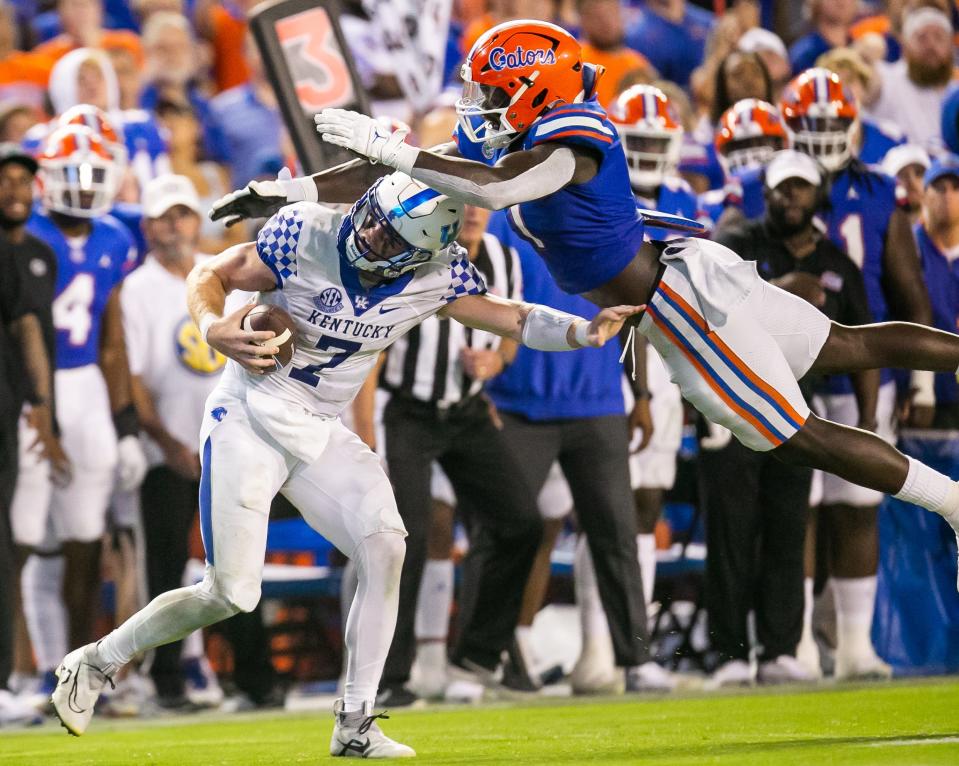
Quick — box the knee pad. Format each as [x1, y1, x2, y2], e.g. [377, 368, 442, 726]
[203, 568, 262, 614]
[358, 531, 406, 578]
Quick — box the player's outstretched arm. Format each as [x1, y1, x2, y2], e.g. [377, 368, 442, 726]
[315, 108, 596, 210]
[187, 242, 282, 374]
[442, 293, 643, 349]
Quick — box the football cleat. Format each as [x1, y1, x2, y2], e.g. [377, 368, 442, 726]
[626, 661, 679, 692]
[834, 648, 893, 681]
[330, 699, 415, 758]
[50, 643, 117, 735]
[704, 659, 753, 690]
[757, 655, 819, 685]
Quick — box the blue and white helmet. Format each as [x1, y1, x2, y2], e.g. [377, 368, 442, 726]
[341, 172, 464, 279]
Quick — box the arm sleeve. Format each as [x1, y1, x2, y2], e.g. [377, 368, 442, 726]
[443, 254, 488, 303]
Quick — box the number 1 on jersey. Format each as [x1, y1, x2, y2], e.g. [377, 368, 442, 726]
[289, 334, 362, 387]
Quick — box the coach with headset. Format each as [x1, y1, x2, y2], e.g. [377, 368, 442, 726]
[705, 150, 875, 685]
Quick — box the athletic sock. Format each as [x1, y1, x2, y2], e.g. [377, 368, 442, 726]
[832, 576, 878, 658]
[414, 559, 453, 641]
[636, 534, 657, 609]
[21, 554, 67, 673]
[801, 577, 815, 643]
[573, 535, 611, 647]
[893, 457, 959, 521]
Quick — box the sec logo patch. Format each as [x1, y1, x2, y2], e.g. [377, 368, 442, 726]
[313, 287, 344, 313]
[174, 317, 227, 375]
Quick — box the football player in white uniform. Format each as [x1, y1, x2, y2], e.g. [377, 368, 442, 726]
[51, 172, 640, 757]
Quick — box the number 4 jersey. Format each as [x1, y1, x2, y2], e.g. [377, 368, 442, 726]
[26, 210, 137, 369]
[219, 201, 486, 456]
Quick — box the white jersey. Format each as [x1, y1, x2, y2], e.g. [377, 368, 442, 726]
[219, 201, 486, 458]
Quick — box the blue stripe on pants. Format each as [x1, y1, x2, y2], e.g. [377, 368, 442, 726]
[199, 436, 214, 565]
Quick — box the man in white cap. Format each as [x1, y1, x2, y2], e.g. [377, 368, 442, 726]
[882, 144, 932, 225]
[710, 150, 875, 684]
[869, 6, 956, 150]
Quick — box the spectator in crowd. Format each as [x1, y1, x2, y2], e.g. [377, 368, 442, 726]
[206, 34, 283, 189]
[869, 6, 956, 151]
[0, 103, 39, 143]
[373, 201, 542, 707]
[105, 41, 143, 110]
[576, 0, 654, 109]
[815, 47, 905, 167]
[915, 155, 959, 428]
[882, 144, 932, 226]
[0, 4, 55, 111]
[486, 218, 673, 695]
[154, 99, 243, 254]
[0, 143, 67, 724]
[788, 0, 858, 75]
[120, 174, 227, 709]
[460, 0, 556, 61]
[624, 0, 714, 90]
[710, 50, 773, 126]
[195, 0, 258, 92]
[709, 150, 873, 686]
[737, 27, 791, 97]
[34, 0, 144, 67]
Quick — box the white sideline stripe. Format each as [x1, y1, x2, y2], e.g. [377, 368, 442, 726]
[862, 736, 959, 747]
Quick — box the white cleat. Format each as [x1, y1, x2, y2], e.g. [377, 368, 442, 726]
[757, 655, 819, 685]
[570, 643, 623, 695]
[51, 644, 117, 736]
[626, 661, 678, 692]
[795, 633, 823, 680]
[834, 648, 893, 681]
[705, 659, 753, 691]
[330, 699, 415, 758]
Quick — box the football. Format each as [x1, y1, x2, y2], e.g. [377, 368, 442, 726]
[241, 303, 296, 372]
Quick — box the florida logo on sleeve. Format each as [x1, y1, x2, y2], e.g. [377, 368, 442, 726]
[174, 317, 227, 375]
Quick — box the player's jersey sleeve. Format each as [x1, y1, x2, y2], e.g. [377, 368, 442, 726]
[255, 202, 340, 289]
[442, 252, 488, 303]
[527, 105, 617, 155]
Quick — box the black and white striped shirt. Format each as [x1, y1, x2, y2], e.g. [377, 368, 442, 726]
[382, 231, 522, 407]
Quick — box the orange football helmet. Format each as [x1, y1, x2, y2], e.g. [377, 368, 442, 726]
[57, 104, 128, 166]
[779, 67, 858, 172]
[608, 84, 683, 190]
[38, 125, 119, 218]
[456, 20, 590, 147]
[715, 98, 787, 175]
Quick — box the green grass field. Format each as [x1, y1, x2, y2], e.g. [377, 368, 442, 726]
[3, 678, 959, 765]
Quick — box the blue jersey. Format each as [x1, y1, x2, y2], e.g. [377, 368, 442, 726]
[859, 118, 905, 167]
[485, 211, 625, 420]
[109, 202, 147, 266]
[915, 224, 959, 405]
[818, 163, 900, 393]
[26, 210, 136, 369]
[637, 177, 701, 240]
[696, 167, 766, 224]
[454, 99, 646, 295]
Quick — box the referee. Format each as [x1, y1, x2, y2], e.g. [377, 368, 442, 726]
[377, 205, 542, 705]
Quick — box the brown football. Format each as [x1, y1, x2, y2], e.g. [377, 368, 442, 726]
[241, 304, 296, 372]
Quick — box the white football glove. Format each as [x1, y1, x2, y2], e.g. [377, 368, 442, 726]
[314, 109, 419, 174]
[116, 434, 148, 492]
[209, 167, 318, 227]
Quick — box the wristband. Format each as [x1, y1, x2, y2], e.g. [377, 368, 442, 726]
[911, 369, 936, 408]
[113, 403, 139, 439]
[521, 304, 581, 351]
[280, 176, 319, 204]
[199, 313, 217, 344]
[390, 142, 421, 176]
[573, 320, 590, 348]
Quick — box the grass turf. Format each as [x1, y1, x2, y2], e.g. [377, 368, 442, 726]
[3, 678, 959, 765]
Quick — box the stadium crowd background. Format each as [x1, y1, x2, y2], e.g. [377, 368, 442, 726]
[1, 0, 959, 725]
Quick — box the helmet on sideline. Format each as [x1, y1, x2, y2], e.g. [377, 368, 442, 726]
[341, 173, 464, 279]
[608, 84, 684, 190]
[780, 67, 858, 173]
[715, 98, 788, 176]
[38, 124, 119, 218]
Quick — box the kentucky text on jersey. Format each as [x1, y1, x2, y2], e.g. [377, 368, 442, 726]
[307, 311, 398, 339]
[488, 46, 556, 71]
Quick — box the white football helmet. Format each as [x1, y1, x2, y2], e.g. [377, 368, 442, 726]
[38, 124, 119, 218]
[341, 172, 464, 278]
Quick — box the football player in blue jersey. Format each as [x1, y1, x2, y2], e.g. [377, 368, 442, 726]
[607, 84, 701, 239]
[215, 20, 959, 593]
[20, 125, 146, 678]
[781, 67, 934, 677]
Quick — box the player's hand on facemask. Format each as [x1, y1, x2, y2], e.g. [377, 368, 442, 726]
[209, 167, 316, 227]
[205, 302, 281, 376]
[315, 109, 412, 169]
[116, 435, 148, 492]
[581, 305, 645, 348]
